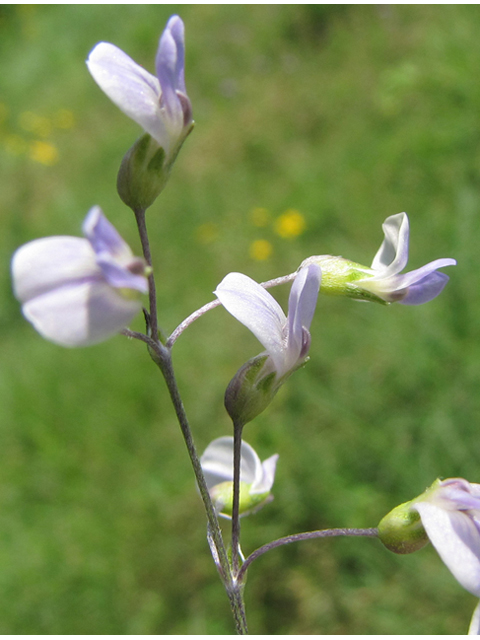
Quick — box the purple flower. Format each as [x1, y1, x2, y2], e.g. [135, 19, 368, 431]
[200, 436, 279, 518]
[215, 264, 321, 381]
[12, 207, 148, 347]
[357, 212, 456, 304]
[87, 15, 192, 159]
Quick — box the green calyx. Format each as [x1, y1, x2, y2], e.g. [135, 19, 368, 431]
[300, 255, 388, 304]
[210, 480, 270, 518]
[117, 134, 168, 211]
[377, 481, 444, 555]
[224, 354, 278, 425]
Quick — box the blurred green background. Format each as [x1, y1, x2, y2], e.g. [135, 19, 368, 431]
[0, 4, 478, 634]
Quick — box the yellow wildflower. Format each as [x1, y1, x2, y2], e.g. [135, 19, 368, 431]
[250, 239, 273, 261]
[274, 209, 306, 239]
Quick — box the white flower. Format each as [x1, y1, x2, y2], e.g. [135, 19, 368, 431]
[412, 478, 480, 634]
[200, 436, 279, 518]
[356, 212, 456, 304]
[215, 264, 321, 381]
[11, 207, 148, 347]
[87, 15, 192, 159]
[301, 212, 456, 304]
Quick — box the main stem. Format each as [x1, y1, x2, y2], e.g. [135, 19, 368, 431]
[134, 208, 159, 341]
[133, 207, 248, 634]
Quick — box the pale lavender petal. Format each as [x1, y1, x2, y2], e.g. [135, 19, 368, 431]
[82, 206, 131, 260]
[87, 42, 168, 146]
[433, 479, 480, 513]
[371, 213, 409, 276]
[12, 237, 99, 303]
[215, 272, 287, 373]
[156, 16, 186, 107]
[21, 280, 142, 347]
[287, 264, 321, 361]
[252, 454, 279, 495]
[166, 15, 186, 93]
[468, 601, 480, 635]
[386, 258, 457, 292]
[401, 271, 450, 305]
[415, 502, 480, 597]
[95, 256, 148, 293]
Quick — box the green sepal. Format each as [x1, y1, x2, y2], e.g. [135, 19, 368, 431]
[117, 134, 168, 211]
[210, 480, 270, 518]
[224, 354, 278, 425]
[300, 255, 389, 305]
[377, 480, 445, 555]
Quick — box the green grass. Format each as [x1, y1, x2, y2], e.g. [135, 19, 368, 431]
[1, 4, 479, 634]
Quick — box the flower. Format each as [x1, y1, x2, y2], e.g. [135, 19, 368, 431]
[200, 436, 279, 518]
[379, 477, 480, 634]
[214, 264, 321, 423]
[413, 478, 480, 593]
[215, 264, 321, 380]
[301, 212, 456, 304]
[11, 206, 148, 347]
[86, 15, 193, 160]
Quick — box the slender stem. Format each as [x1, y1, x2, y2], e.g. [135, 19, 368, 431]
[231, 421, 244, 576]
[158, 350, 249, 634]
[134, 208, 160, 342]
[159, 350, 231, 577]
[238, 527, 378, 583]
[167, 271, 298, 348]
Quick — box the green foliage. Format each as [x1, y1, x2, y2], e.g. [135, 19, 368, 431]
[1, 4, 478, 634]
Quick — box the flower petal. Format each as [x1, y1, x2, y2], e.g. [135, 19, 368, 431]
[415, 502, 480, 597]
[83, 207, 148, 294]
[200, 436, 262, 489]
[86, 42, 168, 146]
[215, 272, 287, 373]
[371, 212, 409, 276]
[83, 206, 132, 260]
[468, 600, 480, 635]
[12, 236, 99, 303]
[252, 454, 279, 495]
[287, 264, 321, 364]
[155, 16, 185, 114]
[21, 279, 142, 347]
